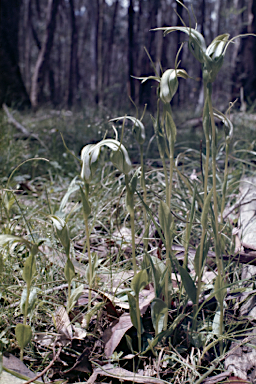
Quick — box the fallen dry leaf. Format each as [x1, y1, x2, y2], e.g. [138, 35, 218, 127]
[64, 348, 92, 374]
[72, 325, 87, 340]
[104, 290, 155, 357]
[34, 333, 55, 348]
[3, 354, 43, 382]
[225, 377, 251, 384]
[104, 313, 132, 358]
[55, 306, 72, 340]
[86, 363, 165, 384]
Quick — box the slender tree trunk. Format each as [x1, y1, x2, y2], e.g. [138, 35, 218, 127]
[88, 2, 97, 102]
[231, 0, 256, 104]
[175, 0, 184, 106]
[140, 0, 158, 109]
[134, 0, 143, 105]
[211, 0, 221, 40]
[96, 0, 104, 107]
[30, 0, 60, 108]
[23, 0, 32, 91]
[155, 6, 163, 76]
[105, 0, 119, 87]
[67, 0, 79, 107]
[128, 0, 135, 100]
[196, 0, 206, 114]
[0, 0, 31, 108]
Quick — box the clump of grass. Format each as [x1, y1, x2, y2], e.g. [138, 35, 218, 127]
[1, 5, 256, 383]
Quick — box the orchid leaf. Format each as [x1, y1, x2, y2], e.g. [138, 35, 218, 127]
[15, 324, 32, 350]
[131, 269, 148, 297]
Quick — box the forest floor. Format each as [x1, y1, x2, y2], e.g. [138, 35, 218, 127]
[1, 106, 256, 384]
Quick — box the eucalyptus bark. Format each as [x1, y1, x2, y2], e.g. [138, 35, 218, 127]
[105, 0, 119, 87]
[231, 0, 256, 103]
[96, 0, 104, 107]
[134, 0, 143, 105]
[67, 0, 79, 107]
[0, 0, 30, 108]
[30, 0, 60, 108]
[23, 0, 32, 90]
[175, 0, 184, 106]
[89, 2, 97, 101]
[128, 0, 135, 100]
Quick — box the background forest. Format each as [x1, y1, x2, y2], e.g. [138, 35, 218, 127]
[2, 1, 256, 383]
[1, 0, 256, 114]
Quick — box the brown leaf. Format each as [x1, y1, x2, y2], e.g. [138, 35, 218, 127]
[34, 333, 55, 348]
[3, 354, 43, 382]
[64, 348, 92, 374]
[86, 363, 165, 384]
[226, 376, 251, 384]
[72, 325, 87, 340]
[104, 313, 132, 358]
[203, 372, 230, 384]
[104, 291, 155, 358]
[55, 306, 72, 340]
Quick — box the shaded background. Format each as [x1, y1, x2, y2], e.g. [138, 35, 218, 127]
[1, 0, 256, 113]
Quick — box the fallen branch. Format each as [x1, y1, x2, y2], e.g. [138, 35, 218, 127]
[2, 103, 47, 149]
[23, 346, 62, 384]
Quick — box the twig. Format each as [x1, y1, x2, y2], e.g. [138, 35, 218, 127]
[223, 189, 249, 219]
[2, 103, 47, 149]
[23, 346, 62, 384]
[6, 284, 69, 309]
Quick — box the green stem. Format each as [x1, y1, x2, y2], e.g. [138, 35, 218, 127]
[85, 217, 92, 310]
[163, 160, 170, 206]
[219, 301, 224, 355]
[221, 144, 229, 223]
[192, 82, 211, 330]
[207, 84, 223, 273]
[183, 213, 190, 270]
[204, 137, 210, 199]
[164, 107, 175, 329]
[207, 83, 225, 352]
[136, 295, 141, 351]
[20, 280, 31, 361]
[202, 84, 210, 201]
[192, 227, 206, 331]
[130, 210, 137, 274]
[140, 145, 148, 251]
[169, 152, 174, 208]
[67, 280, 71, 312]
[164, 236, 170, 330]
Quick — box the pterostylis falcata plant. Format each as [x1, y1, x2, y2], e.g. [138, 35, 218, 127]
[80, 137, 148, 351]
[110, 115, 148, 253]
[0, 235, 39, 360]
[154, 1, 254, 352]
[80, 138, 132, 306]
[137, 46, 189, 329]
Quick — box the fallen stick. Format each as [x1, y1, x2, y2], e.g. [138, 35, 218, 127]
[23, 346, 62, 384]
[2, 103, 47, 149]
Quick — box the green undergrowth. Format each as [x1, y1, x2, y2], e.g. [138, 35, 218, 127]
[1, 9, 256, 384]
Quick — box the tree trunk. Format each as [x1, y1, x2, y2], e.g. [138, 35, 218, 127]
[128, 0, 135, 100]
[30, 0, 60, 108]
[88, 2, 97, 102]
[23, 0, 32, 90]
[231, 0, 256, 106]
[105, 0, 119, 87]
[139, 0, 158, 109]
[134, 0, 143, 105]
[96, 0, 104, 107]
[155, 6, 163, 76]
[67, 0, 79, 107]
[195, 0, 206, 114]
[0, 0, 31, 108]
[175, 0, 184, 106]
